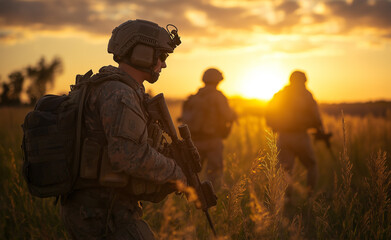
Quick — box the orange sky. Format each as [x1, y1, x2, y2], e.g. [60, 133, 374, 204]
[1, 0, 391, 103]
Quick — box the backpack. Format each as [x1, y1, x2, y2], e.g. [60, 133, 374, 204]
[180, 90, 233, 138]
[180, 93, 209, 135]
[265, 87, 320, 132]
[21, 70, 93, 198]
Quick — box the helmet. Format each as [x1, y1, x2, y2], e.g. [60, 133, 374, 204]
[289, 70, 307, 84]
[108, 19, 181, 83]
[202, 68, 224, 84]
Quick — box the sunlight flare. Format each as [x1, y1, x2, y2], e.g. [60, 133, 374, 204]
[240, 66, 287, 100]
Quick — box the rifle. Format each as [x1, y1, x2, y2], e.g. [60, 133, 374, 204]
[147, 93, 218, 236]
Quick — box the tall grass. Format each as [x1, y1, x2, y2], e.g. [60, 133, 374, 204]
[1, 106, 390, 239]
[0, 107, 68, 239]
[245, 131, 290, 239]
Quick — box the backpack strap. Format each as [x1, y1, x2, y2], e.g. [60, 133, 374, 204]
[70, 70, 94, 91]
[68, 70, 95, 193]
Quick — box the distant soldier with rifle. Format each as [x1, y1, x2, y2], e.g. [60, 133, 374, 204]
[57, 19, 216, 239]
[179, 68, 237, 190]
[148, 93, 217, 236]
[265, 70, 326, 198]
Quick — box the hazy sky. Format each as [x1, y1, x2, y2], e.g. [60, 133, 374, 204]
[1, 0, 391, 102]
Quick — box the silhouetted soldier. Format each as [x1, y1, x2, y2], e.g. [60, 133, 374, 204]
[179, 68, 237, 190]
[265, 70, 324, 198]
[61, 19, 186, 239]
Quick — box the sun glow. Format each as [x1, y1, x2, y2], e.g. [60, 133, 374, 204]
[240, 66, 287, 100]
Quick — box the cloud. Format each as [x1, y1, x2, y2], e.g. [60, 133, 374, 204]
[270, 38, 319, 53]
[324, 0, 391, 32]
[0, 0, 117, 35]
[0, 0, 390, 51]
[0, 30, 26, 43]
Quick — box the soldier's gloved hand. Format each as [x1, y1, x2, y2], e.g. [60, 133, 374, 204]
[173, 164, 188, 187]
[142, 164, 188, 202]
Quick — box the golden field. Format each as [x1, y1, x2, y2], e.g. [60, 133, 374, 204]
[0, 101, 390, 239]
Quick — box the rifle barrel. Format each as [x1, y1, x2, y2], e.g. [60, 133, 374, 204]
[204, 210, 217, 237]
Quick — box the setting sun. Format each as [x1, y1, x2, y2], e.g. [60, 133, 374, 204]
[240, 65, 287, 101]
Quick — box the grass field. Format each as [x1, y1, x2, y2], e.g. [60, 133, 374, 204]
[0, 103, 390, 239]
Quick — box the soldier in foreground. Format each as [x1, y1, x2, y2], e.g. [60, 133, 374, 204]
[179, 68, 237, 190]
[265, 70, 324, 199]
[60, 19, 186, 239]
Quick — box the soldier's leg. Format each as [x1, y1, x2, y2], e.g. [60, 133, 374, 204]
[296, 134, 318, 194]
[205, 139, 224, 190]
[61, 194, 110, 240]
[61, 191, 156, 240]
[194, 139, 211, 183]
[193, 140, 209, 168]
[108, 204, 156, 240]
[277, 134, 296, 199]
[277, 134, 296, 174]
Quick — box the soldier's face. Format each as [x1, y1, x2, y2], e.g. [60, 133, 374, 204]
[145, 52, 168, 83]
[149, 58, 166, 82]
[145, 58, 167, 83]
[153, 57, 167, 73]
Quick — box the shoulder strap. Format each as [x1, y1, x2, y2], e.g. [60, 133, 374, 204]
[70, 70, 94, 91]
[70, 71, 94, 192]
[90, 72, 140, 92]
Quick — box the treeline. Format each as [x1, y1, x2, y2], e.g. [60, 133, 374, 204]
[0, 57, 63, 106]
[228, 98, 391, 118]
[319, 101, 391, 117]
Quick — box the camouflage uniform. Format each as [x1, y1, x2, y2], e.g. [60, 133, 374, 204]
[191, 85, 237, 189]
[61, 66, 184, 239]
[266, 76, 323, 194]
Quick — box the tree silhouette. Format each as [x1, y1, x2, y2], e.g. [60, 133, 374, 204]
[0, 56, 63, 106]
[8, 71, 25, 105]
[0, 82, 10, 105]
[26, 57, 63, 105]
[0, 71, 25, 105]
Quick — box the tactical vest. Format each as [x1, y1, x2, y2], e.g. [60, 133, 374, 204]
[76, 71, 173, 203]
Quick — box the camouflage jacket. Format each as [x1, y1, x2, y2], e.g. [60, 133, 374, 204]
[198, 86, 237, 123]
[190, 85, 237, 139]
[266, 84, 322, 132]
[82, 65, 183, 199]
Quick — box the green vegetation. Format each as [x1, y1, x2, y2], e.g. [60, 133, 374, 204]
[1, 105, 390, 239]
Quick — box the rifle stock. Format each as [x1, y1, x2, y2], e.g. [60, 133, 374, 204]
[147, 93, 217, 236]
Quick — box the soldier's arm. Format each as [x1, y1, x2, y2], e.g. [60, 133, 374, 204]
[216, 91, 237, 122]
[98, 81, 184, 184]
[307, 91, 323, 130]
